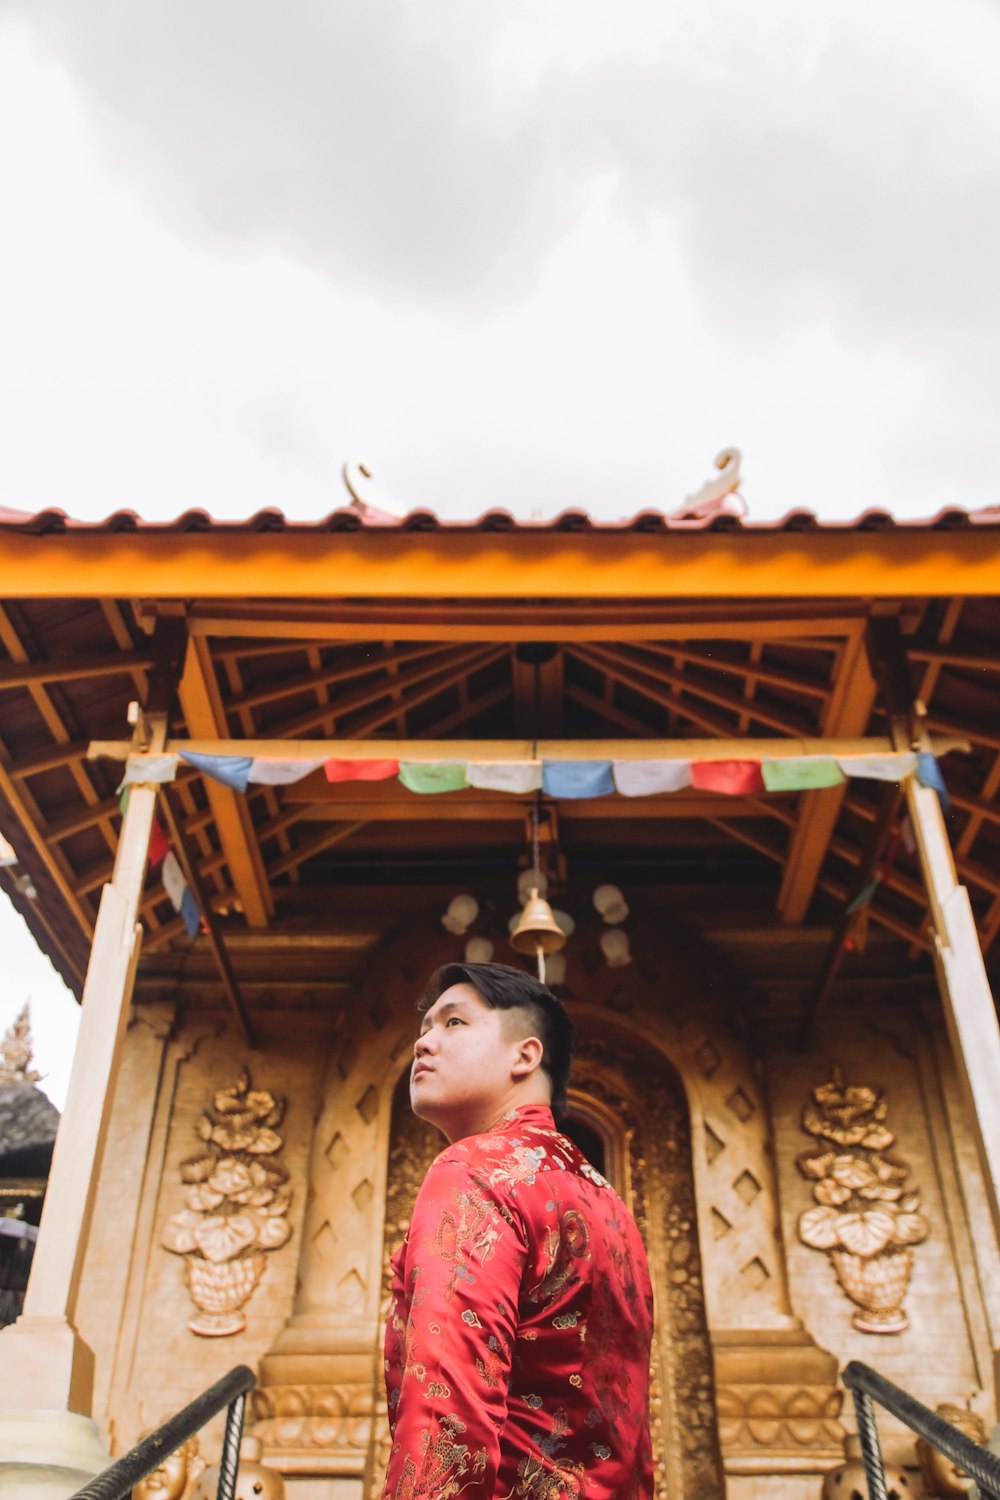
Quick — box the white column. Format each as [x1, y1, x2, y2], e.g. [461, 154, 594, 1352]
[0, 718, 163, 1420]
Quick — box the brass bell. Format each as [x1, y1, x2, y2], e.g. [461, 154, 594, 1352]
[510, 888, 567, 981]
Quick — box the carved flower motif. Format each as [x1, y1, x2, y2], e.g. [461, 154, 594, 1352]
[208, 1159, 253, 1198]
[257, 1215, 292, 1250]
[194, 1213, 257, 1263]
[797, 1150, 836, 1180]
[186, 1184, 225, 1212]
[893, 1211, 929, 1245]
[799, 1206, 841, 1251]
[835, 1209, 896, 1258]
[830, 1156, 877, 1190]
[163, 1208, 202, 1255]
[180, 1152, 217, 1184]
[814, 1178, 852, 1207]
[245, 1127, 283, 1156]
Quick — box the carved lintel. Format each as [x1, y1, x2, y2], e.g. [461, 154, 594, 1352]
[712, 1330, 845, 1473]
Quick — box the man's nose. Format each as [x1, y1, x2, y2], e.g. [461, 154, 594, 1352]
[414, 1031, 434, 1058]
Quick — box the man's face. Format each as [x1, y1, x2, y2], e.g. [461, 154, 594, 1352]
[410, 983, 528, 1133]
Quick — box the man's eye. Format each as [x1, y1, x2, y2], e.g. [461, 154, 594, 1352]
[446, 1016, 464, 1026]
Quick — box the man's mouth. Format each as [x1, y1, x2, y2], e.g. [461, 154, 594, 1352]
[412, 1063, 433, 1080]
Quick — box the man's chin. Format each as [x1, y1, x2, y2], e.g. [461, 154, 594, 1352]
[409, 1084, 444, 1126]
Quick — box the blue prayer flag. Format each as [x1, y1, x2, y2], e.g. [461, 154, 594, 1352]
[181, 751, 253, 793]
[542, 760, 615, 798]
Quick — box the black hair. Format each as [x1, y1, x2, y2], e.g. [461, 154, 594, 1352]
[419, 961, 575, 1119]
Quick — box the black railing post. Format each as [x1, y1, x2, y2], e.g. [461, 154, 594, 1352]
[851, 1387, 889, 1500]
[67, 1366, 255, 1500]
[216, 1391, 248, 1500]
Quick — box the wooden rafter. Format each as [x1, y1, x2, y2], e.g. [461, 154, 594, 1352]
[0, 650, 153, 690]
[224, 641, 456, 717]
[573, 644, 736, 738]
[777, 625, 877, 924]
[179, 635, 274, 928]
[0, 605, 120, 860]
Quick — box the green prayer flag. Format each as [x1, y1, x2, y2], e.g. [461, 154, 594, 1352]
[398, 762, 468, 794]
[761, 757, 845, 792]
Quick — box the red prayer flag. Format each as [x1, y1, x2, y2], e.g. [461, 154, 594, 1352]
[323, 758, 400, 783]
[147, 818, 171, 868]
[690, 759, 765, 795]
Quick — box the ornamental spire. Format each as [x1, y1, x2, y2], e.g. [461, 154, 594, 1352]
[0, 1003, 42, 1086]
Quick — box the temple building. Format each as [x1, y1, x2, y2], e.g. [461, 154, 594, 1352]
[0, 476, 998, 1500]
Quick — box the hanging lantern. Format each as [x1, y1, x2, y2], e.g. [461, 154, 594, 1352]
[593, 883, 629, 924]
[442, 893, 479, 935]
[600, 927, 631, 968]
[510, 887, 567, 982]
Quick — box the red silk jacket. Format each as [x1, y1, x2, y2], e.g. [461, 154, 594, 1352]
[382, 1103, 654, 1499]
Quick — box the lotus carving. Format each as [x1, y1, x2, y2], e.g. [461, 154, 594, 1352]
[162, 1067, 294, 1337]
[796, 1066, 927, 1333]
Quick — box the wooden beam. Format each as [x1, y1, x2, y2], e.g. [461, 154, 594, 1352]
[777, 626, 878, 924]
[159, 785, 254, 1045]
[797, 785, 904, 1045]
[89, 731, 969, 763]
[277, 785, 781, 821]
[178, 635, 273, 927]
[5, 527, 1000, 599]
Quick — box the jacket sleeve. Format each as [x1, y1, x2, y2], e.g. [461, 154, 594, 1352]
[382, 1156, 527, 1500]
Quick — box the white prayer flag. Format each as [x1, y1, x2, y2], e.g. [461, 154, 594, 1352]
[466, 762, 543, 793]
[123, 753, 178, 786]
[161, 850, 187, 912]
[248, 757, 326, 785]
[837, 753, 917, 782]
[613, 760, 692, 796]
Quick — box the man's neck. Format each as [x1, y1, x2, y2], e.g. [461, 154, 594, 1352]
[436, 1088, 552, 1144]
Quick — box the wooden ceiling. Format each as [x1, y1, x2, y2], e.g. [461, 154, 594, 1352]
[0, 589, 997, 1014]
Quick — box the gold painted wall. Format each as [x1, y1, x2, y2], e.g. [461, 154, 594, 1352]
[72, 921, 1000, 1500]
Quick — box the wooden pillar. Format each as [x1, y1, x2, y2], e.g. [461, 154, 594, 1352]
[903, 771, 1000, 1244]
[0, 714, 165, 1415]
[867, 621, 1000, 1248]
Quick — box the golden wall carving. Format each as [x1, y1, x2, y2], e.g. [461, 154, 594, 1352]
[796, 1067, 928, 1334]
[162, 1067, 292, 1336]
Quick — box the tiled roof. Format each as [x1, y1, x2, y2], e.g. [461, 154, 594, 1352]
[1, 501, 998, 536]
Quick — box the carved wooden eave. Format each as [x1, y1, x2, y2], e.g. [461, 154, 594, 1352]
[0, 508, 995, 1027]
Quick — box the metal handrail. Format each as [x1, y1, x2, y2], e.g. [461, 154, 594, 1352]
[67, 1364, 255, 1500]
[843, 1361, 1000, 1500]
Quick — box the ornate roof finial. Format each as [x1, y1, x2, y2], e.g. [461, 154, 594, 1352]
[0, 1004, 42, 1086]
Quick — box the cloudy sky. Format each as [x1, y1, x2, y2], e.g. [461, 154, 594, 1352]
[2, 0, 999, 1101]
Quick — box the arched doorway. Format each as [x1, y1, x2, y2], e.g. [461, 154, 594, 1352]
[370, 1031, 725, 1500]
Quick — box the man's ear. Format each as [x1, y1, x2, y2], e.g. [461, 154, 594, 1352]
[511, 1035, 544, 1080]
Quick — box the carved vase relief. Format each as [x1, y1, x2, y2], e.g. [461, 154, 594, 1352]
[162, 1067, 293, 1336]
[796, 1067, 928, 1333]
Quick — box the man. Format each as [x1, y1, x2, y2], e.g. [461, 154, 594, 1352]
[382, 961, 654, 1500]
